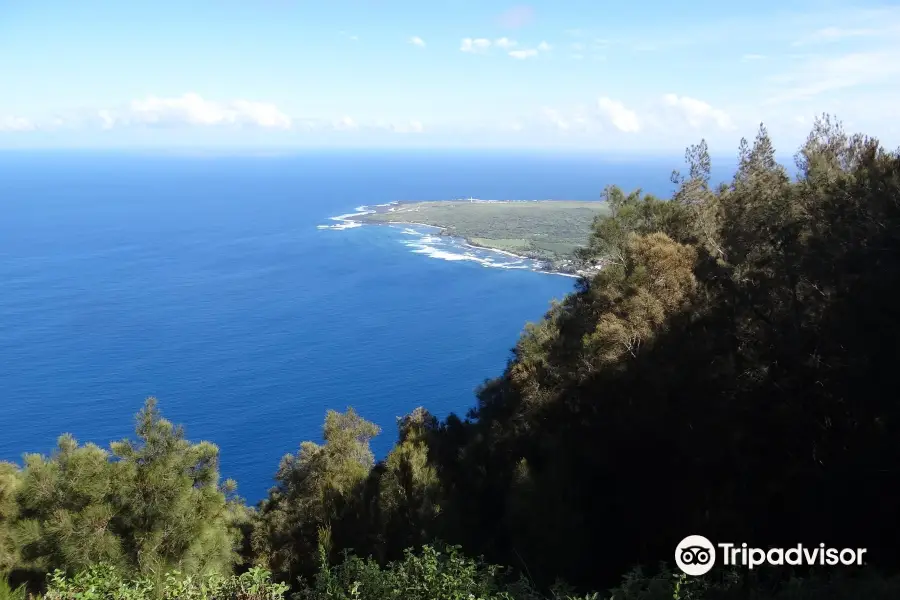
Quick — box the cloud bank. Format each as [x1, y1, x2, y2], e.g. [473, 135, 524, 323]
[101, 93, 293, 129]
[0, 116, 35, 132]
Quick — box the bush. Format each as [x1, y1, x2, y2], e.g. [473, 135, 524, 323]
[606, 566, 900, 600]
[299, 544, 527, 600]
[43, 564, 288, 600]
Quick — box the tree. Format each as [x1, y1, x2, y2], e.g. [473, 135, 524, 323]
[376, 409, 443, 560]
[12, 399, 241, 579]
[252, 409, 380, 585]
[409, 116, 900, 590]
[0, 462, 20, 574]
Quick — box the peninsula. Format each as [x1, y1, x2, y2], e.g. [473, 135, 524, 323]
[351, 199, 610, 275]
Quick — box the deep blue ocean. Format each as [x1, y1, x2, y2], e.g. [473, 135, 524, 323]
[0, 150, 732, 502]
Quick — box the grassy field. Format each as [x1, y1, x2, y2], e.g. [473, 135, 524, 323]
[356, 200, 609, 261]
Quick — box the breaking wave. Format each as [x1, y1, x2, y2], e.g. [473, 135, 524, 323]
[317, 207, 374, 230]
[395, 225, 539, 272]
[317, 221, 362, 230]
[318, 207, 578, 277]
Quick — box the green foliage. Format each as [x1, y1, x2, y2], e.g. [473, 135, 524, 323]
[22, 561, 900, 600]
[0, 463, 21, 574]
[0, 578, 27, 600]
[575, 186, 692, 266]
[375, 409, 443, 560]
[299, 544, 521, 600]
[42, 564, 288, 600]
[298, 545, 900, 600]
[606, 566, 900, 600]
[7, 399, 242, 579]
[252, 409, 381, 584]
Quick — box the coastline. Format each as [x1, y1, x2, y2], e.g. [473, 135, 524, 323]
[370, 219, 537, 262]
[340, 212, 587, 279]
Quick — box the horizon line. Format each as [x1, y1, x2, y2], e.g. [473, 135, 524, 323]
[0, 146, 769, 161]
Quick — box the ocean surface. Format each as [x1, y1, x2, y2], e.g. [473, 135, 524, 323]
[0, 150, 732, 502]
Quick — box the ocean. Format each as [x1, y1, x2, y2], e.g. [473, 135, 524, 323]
[0, 150, 725, 502]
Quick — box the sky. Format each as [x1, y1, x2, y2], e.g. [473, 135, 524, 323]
[1, 0, 900, 154]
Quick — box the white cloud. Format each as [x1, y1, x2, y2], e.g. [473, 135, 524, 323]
[460, 38, 492, 53]
[284, 118, 321, 132]
[97, 110, 115, 130]
[597, 97, 641, 132]
[367, 119, 425, 134]
[661, 93, 733, 129]
[765, 50, 900, 104]
[509, 49, 538, 59]
[460, 37, 549, 59]
[389, 120, 425, 134]
[742, 53, 766, 61]
[334, 116, 357, 131]
[121, 93, 292, 129]
[792, 26, 887, 46]
[542, 108, 570, 131]
[409, 36, 426, 47]
[572, 116, 589, 129]
[0, 116, 35, 132]
[507, 40, 551, 59]
[230, 100, 293, 129]
[533, 104, 601, 136]
[0, 102, 436, 138]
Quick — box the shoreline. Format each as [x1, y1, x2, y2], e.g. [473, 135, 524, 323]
[340, 213, 585, 278]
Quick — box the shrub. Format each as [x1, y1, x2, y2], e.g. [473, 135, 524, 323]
[43, 564, 288, 600]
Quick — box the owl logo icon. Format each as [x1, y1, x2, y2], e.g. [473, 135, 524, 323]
[675, 535, 716, 576]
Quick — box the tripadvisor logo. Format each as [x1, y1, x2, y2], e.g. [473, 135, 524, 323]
[676, 535, 716, 576]
[675, 535, 868, 576]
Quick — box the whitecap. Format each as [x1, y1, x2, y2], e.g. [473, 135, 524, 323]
[410, 245, 494, 265]
[330, 209, 373, 221]
[317, 222, 362, 230]
[318, 207, 376, 231]
[418, 235, 443, 243]
[403, 232, 578, 276]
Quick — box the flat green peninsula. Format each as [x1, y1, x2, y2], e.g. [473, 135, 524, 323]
[354, 200, 610, 274]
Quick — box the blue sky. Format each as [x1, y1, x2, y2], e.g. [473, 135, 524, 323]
[2, 0, 899, 153]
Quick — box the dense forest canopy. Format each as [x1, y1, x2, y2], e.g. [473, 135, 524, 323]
[2, 115, 900, 599]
